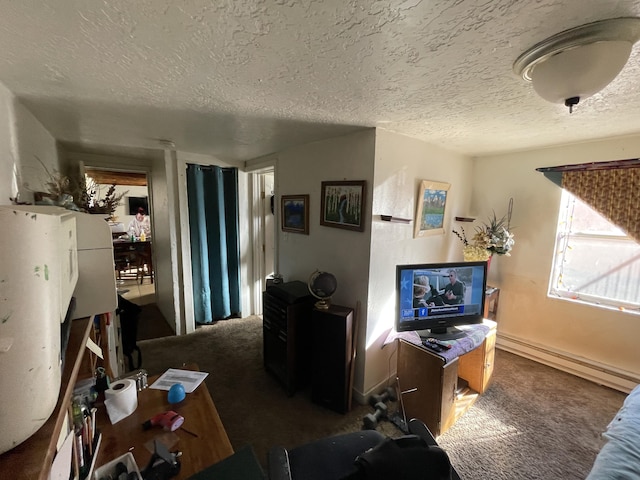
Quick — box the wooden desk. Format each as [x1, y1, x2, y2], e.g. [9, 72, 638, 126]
[96, 367, 234, 478]
[113, 239, 154, 284]
[397, 321, 497, 437]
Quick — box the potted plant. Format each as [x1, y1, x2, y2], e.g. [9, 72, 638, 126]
[453, 211, 515, 263]
[34, 161, 127, 220]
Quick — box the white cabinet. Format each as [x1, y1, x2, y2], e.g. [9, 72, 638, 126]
[70, 211, 121, 377]
[0, 205, 78, 454]
[0, 206, 121, 455]
[70, 212, 118, 320]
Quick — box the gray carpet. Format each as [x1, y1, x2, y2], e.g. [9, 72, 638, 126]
[138, 316, 626, 479]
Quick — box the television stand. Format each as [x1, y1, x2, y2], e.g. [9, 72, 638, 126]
[397, 320, 497, 437]
[416, 326, 467, 341]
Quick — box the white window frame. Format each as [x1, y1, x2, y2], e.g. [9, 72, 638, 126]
[549, 189, 640, 315]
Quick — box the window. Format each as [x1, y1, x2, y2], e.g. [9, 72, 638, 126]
[549, 190, 640, 314]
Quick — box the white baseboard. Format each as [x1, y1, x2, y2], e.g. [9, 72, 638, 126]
[352, 373, 399, 406]
[497, 333, 639, 394]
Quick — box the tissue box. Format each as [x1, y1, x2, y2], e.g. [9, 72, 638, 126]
[94, 452, 142, 480]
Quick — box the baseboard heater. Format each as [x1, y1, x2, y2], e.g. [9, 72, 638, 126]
[496, 333, 639, 394]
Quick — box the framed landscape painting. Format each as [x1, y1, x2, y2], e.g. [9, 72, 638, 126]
[320, 180, 366, 232]
[414, 180, 450, 238]
[281, 194, 309, 234]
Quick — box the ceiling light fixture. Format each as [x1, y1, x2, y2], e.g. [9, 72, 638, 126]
[513, 17, 640, 113]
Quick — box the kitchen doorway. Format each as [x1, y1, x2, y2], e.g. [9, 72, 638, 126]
[85, 167, 174, 341]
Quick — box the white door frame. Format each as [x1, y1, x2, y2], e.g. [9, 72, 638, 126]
[249, 164, 276, 315]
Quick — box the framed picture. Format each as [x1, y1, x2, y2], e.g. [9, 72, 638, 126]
[414, 180, 450, 238]
[281, 194, 310, 234]
[320, 180, 366, 232]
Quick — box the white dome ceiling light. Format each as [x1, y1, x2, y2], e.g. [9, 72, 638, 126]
[514, 18, 640, 113]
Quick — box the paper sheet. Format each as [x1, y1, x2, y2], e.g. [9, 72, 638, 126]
[149, 368, 209, 393]
[86, 337, 103, 359]
[49, 430, 74, 480]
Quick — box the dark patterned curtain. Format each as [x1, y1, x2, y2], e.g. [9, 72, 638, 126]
[537, 159, 640, 242]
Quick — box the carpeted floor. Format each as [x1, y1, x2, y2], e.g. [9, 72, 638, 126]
[138, 316, 627, 479]
[136, 303, 174, 341]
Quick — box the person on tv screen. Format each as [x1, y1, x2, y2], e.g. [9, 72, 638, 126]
[413, 275, 444, 308]
[442, 269, 465, 304]
[128, 207, 151, 238]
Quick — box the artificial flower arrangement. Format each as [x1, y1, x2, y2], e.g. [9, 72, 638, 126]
[453, 211, 515, 261]
[30, 158, 126, 220]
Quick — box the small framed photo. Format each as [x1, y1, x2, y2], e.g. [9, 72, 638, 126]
[281, 194, 310, 234]
[320, 180, 366, 232]
[414, 180, 450, 238]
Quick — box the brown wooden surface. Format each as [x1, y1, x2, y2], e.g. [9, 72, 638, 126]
[0, 318, 92, 480]
[439, 361, 460, 435]
[310, 304, 354, 413]
[397, 323, 497, 437]
[85, 169, 148, 186]
[483, 330, 496, 391]
[398, 340, 449, 436]
[95, 365, 234, 478]
[484, 287, 500, 321]
[458, 328, 497, 394]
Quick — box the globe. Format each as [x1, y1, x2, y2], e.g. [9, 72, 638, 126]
[308, 270, 337, 310]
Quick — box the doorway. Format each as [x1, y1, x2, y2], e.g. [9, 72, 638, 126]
[252, 169, 275, 315]
[84, 167, 171, 340]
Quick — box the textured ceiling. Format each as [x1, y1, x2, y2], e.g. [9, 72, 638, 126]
[2, 1, 640, 161]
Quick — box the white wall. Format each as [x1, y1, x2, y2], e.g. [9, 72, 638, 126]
[276, 129, 375, 303]
[363, 129, 474, 395]
[13, 101, 59, 203]
[270, 129, 376, 394]
[111, 184, 149, 227]
[474, 135, 640, 385]
[0, 83, 17, 204]
[0, 88, 58, 205]
[149, 155, 173, 329]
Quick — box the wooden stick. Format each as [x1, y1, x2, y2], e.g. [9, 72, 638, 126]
[347, 300, 360, 411]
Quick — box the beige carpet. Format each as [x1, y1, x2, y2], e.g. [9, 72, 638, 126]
[138, 316, 626, 479]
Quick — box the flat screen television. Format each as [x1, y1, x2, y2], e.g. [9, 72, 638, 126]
[396, 261, 487, 340]
[128, 196, 148, 215]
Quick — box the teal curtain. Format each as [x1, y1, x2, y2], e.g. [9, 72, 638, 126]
[186, 164, 241, 323]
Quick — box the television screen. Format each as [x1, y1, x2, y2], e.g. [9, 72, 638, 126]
[128, 196, 148, 215]
[396, 261, 487, 339]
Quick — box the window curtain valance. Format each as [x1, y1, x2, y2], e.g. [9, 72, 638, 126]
[536, 159, 640, 242]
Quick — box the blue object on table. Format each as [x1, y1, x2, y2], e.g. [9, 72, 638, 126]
[168, 383, 186, 404]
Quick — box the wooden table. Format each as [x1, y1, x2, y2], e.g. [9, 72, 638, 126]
[96, 366, 234, 478]
[113, 239, 154, 284]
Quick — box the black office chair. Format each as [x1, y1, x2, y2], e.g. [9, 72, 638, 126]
[268, 418, 460, 480]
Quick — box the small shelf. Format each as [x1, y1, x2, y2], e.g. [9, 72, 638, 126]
[380, 215, 412, 224]
[0, 318, 92, 480]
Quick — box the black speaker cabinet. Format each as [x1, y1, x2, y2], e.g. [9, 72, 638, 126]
[263, 281, 314, 395]
[311, 304, 354, 414]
